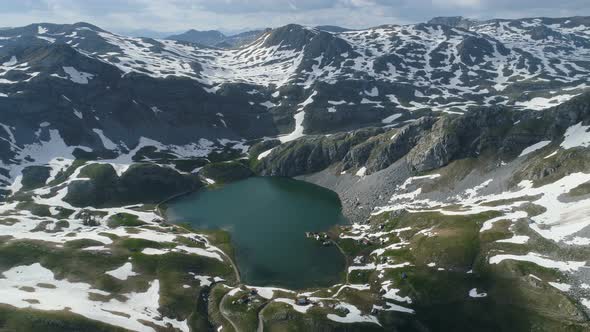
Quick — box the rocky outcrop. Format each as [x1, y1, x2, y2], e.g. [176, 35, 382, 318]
[359, 117, 437, 172]
[65, 163, 202, 207]
[249, 139, 281, 159]
[405, 105, 555, 172]
[20, 166, 51, 191]
[405, 116, 461, 172]
[200, 161, 253, 183]
[259, 93, 590, 178]
[256, 127, 385, 177]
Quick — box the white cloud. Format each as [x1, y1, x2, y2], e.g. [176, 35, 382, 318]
[432, 0, 482, 8]
[347, 0, 377, 7]
[0, 0, 588, 34]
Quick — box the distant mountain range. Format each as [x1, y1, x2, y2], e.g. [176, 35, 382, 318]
[0, 16, 589, 168]
[315, 25, 353, 33]
[165, 25, 352, 48]
[166, 28, 269, 48]
[427, 16, 481, 29]
[115, 25, 356, 48]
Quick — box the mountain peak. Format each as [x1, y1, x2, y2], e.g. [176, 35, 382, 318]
[262, 24, 318, 49]
[166, 29, 265, 48]
[70, 22, 104, 31]
[427, 16, 480, 28]
[315, 25, 352, 33]
[166, 29, 227, 46]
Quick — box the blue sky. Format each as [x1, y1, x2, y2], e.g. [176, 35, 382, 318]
[1, 0, 589, 35]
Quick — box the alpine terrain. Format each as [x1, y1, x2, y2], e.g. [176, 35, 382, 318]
[0, 14, 590, 332]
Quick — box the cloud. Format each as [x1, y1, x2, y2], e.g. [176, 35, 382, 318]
[0, 0, 588, 34]
[432, 0, 481, 8]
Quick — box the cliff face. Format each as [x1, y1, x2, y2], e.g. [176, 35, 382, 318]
[257, 93, 590, 179]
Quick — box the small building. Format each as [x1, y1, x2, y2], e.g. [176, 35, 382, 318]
[80, 209, 99, 227]
[235, 294, 250, 305]
[360, 239, 372, 246]
[336, 305, 350, 315]
[296, 297, 309, 306]
[152, 218, 164, 224]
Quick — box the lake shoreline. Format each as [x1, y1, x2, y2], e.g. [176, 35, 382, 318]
[163, 176, 349, 289]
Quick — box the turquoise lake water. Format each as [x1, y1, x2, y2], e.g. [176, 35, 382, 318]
[166, 177, 348, 289]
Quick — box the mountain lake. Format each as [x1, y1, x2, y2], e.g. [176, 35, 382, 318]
[166, 177, 348, 289]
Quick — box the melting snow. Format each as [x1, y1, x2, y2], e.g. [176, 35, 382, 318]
[382, 113, 402, 124]
[515, 94, 580, 110]
[373, 303, 414, 314]
[327, 303, 381, 325]
[279, 110, 306, 143]
[519, 141, 551, 157]
[105, 262, 139, 280]
[468, 288, 488, 298]
[548, 282, 571, 292]
[275, 298, 312, 314]
[257, 148, 275, 160]
[63, 66, 94, 84]
[356, 167, 367, 177]
[0, 263, 188, 332]
[489, 252, 586, 272]
[2, 56, 17, 66]
[561, 122, 590, 149]
[73, 109, 83, 119]
[497, 235, 530, 244]
[92, 128, 118, 150]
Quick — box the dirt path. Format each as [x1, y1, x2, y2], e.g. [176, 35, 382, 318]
[155, 201, 242, 283]
[256, 301, 271, 332]
[219, 291, 241, 332]
[216, 247, 241, 284]
[154, 199, 243, 331]
[332, 240, 350, 284]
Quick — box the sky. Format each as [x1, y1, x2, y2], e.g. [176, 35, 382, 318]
[1, 0, 589, 36]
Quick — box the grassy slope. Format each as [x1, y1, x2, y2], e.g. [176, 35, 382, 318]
[334, 207, 590, 332]
[0, 221, 237, 332]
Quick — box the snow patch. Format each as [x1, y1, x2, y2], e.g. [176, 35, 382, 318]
[489, 252, 586, 272]
[327, 302, 381, 326]
[63, 66, 94, 84]
[382, 113, 402, 124]
[105, 262, 139, 280]
[257, 148, 275, 160]
[519, 140, 551, 157]
[561, 122, 590, 149]
[548, 282, 571, 292]
[0, 263, 188, 332]
[356, 167, 367, 177]
[468, 288, 487, 298]
[497, 235, 529, 244]
[92, 129, 118, 151]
